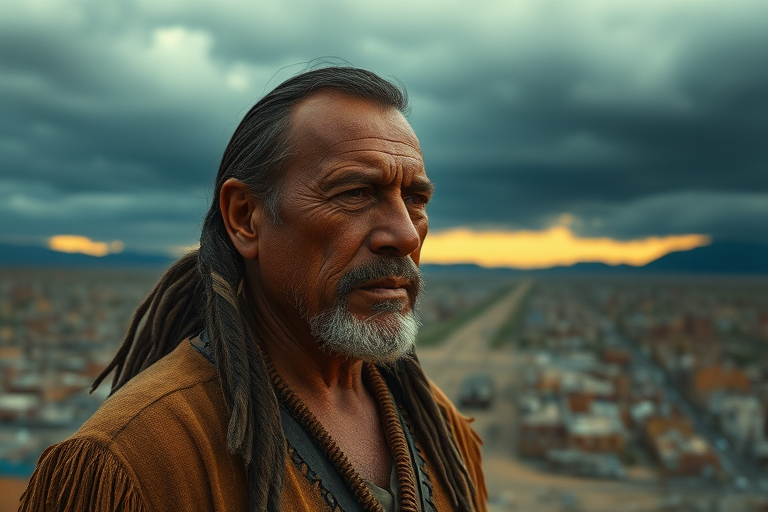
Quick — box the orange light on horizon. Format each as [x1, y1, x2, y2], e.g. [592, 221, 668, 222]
[48, 235, 124, 257]
[420, 226, 710, 269]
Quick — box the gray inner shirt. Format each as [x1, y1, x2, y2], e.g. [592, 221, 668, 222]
[365, 464, 399, 512]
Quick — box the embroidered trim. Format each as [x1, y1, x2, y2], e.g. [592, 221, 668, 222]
[267, 363, 387, 512]
[287, 446, 342, 511]
[398, 404, 437, 512]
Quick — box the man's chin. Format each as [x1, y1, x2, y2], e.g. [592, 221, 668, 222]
[309, 303, 420, 365]
[320, 343, 414, 366]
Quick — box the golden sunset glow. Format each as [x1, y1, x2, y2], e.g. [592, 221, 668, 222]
[421, 226, 711, 269]
[48, 235, 124, 257]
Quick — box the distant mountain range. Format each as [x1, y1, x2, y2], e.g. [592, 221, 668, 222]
[1, 241, 766, 274]
[0, 243, 175, 268]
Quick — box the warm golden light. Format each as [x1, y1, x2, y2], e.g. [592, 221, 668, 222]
[421, 226, 710, 269]
[48, 235, 124, 257]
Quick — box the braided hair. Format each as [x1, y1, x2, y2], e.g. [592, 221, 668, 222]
[93, 66, 477, 512]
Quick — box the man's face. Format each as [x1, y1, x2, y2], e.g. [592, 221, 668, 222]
[254, 90, 432, 361]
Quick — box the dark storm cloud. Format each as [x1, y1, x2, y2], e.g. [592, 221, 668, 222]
[1, 0, 766, 253]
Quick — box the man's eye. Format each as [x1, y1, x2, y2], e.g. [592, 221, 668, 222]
[341, 187, 371, 199]
[345, 188, 364, 197]
[406, 194, 429, 207]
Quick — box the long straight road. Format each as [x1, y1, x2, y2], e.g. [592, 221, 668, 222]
[417, 279, 532, 402]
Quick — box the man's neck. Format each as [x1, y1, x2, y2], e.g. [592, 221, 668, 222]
[263, 333, 367, 401]
[244, 281, 393, 488]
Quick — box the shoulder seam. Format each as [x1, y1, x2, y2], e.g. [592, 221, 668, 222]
[106, 374, 219, 444]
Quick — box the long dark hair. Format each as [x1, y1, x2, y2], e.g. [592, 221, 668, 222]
[93, 66, 476, 512]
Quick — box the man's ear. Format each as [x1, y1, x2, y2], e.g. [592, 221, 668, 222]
[219, 178, 261, 260]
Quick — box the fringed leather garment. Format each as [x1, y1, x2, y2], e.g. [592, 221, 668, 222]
[20, 341, 487, 511]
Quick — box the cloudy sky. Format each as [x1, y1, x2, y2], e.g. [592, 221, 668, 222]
[2, 0, 766, 266]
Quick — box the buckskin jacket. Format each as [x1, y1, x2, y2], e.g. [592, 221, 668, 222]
[20, 341, 487, 512]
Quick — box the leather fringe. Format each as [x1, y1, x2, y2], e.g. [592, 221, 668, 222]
[19, 438, 147, 511]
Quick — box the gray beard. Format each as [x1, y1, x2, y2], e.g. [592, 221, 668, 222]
[308, 298, 421, 365]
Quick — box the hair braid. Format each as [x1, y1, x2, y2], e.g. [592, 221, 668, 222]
[198, 212, 285, 512]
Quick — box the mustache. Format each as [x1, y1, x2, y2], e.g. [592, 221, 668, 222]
[336, 257, 423, 299]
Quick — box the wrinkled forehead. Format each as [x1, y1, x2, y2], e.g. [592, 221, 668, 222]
[286, 90, 422, 161]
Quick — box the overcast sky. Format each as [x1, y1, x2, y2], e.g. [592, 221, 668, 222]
[2, 0, 766, 255]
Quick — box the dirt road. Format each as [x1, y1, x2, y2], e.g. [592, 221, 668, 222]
[418, 280, 530, 399]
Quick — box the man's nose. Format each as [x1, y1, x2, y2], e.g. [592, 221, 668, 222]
[369, 198, 420, 258]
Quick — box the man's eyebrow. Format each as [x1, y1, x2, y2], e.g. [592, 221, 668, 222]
[320, 171, 380, 191]
[320, 171, 435, 195]
[407, 179, 435, 196]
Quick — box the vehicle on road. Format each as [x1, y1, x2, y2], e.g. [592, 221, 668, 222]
[457, 373, 495, 409]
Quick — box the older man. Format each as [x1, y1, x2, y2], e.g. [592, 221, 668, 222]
[21, 67, 486, 512]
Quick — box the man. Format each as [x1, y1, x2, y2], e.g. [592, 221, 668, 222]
[20, 66, 486, 512]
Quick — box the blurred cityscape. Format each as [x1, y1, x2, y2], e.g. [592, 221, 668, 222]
[0, 270, 162, 481]
[1, 268, 767, 511]
[507, 276, 768, 511]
